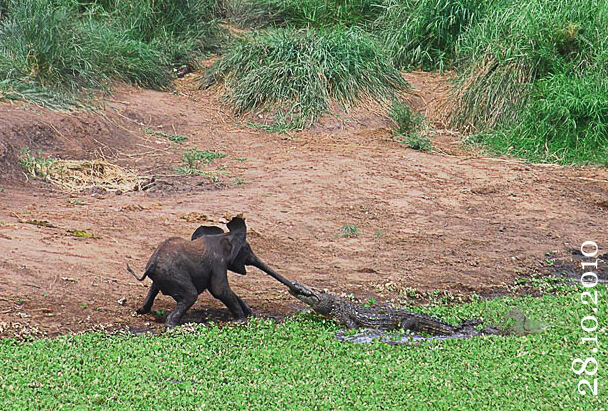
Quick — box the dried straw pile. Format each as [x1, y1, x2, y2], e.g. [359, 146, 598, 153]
[37, 159, 144, 192]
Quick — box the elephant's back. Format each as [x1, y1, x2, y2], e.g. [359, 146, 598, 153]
[152, 237, 202, 260]
[145, 237, 199, 269]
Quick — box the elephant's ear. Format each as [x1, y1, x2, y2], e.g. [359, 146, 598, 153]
[228, 250, 248, 275]
[226, 217, 247, 241]
[223, 217, 248, 274]
[228, 242, 254, 275]
[220, 238, 248, 275]
[191, 225, 224, 241]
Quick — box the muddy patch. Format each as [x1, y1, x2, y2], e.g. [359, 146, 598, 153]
[546, 249, 608, 284]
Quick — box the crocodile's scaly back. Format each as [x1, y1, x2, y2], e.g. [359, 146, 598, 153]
[286, 281, 491, 336]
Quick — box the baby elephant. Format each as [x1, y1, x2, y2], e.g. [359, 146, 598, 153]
[127, 217, 292, 327]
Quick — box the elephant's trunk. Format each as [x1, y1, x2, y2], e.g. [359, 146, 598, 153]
[249, 255, 297, 291]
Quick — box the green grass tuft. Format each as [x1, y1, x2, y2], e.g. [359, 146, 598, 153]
[177, 148, 227, 176]
[105, 0, 223, 70]
[338, 224, 360, 238]
[389, 101, 433, 151]
[450, 0, 608, 164]
[389, 100, 423, 136]
[374, 0, 490, 71]
[221, 0, 382, 29]
[0, 0, 221, 107]
[182, 148, 226, 167]
[207, 27, 408, 129]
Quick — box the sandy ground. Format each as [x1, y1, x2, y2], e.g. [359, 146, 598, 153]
[1, 73, 607, 338]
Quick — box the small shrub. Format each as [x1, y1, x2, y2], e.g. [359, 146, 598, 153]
[339, 225, 360, 238]
[404, 132, 433, 152]
[17, 148, 56, 178]
[178, 148, 226, 175]
[389, 101, 423, 137]
[389, 101, 432, 152]
[207, 27, 408, 129]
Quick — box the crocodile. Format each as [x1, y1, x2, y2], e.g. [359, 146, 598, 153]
[287, 280, 500, 336]
[256, 265, 499, 336]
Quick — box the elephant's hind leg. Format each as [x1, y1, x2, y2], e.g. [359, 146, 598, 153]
[136, 283, 159, 314]
[165, 286, 198, 328]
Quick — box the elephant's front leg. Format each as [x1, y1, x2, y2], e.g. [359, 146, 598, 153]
[235, 295, 252, 317]
[209, 272, 246, 319]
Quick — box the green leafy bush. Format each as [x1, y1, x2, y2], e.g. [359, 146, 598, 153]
[389, 100, 423, 136]
[404, 132, 433, 152]
[389, 100, 432, 151]
[17, 148, 56, 178]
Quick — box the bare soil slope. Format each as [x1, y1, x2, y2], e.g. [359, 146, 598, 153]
[1, 74, 607, 337]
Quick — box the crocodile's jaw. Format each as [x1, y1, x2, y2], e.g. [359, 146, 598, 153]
[293, 293, 319, 306]
[290, 289, 336, 316]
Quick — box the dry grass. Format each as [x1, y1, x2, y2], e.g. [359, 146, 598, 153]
[32, 159, 144, 192]
[450, 56, 534, 132]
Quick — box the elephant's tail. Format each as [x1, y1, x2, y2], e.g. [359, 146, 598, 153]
[126, 263, 148, 281]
